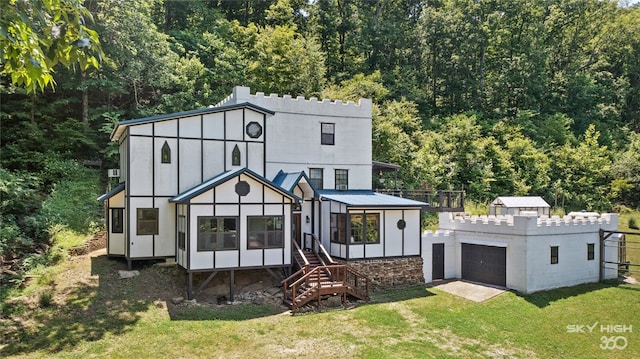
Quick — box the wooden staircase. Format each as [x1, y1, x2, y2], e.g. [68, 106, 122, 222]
[282, 234, 369, 311]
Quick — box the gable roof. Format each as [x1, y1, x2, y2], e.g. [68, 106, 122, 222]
[169, 167, 300, 204]
[491, 196, 550, 208]
[272, 170, 315, 193]
[317, 190, 427, 208]
[110, 102, 274, 141]
[97, 183, 125, 201]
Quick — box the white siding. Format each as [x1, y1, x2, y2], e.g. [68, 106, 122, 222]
[155, 137, 178, 196]
[202, 141, 225, 179]
[178, 139, 202, 192]
[179, 115, 201, 138]
[225, 109, 244, 140]
[155, 119, 177, 137]
[202, 112, 225, 139]
[129, 137, 153, 196]
[156, 203, 175, 256]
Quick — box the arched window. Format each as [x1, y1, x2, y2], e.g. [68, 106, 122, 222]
[161, 141, 171, 163]
[232, 144, 241, 166]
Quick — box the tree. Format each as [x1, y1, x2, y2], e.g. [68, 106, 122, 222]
[0, 0, 103, 93]
[551, 124, 613, 211]
[612, 132, 640, 206]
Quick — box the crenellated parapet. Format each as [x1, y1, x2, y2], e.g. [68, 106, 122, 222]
[435, 212, 618, 236]
[215, 86, 372, 118]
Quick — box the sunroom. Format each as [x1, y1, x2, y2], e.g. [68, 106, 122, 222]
[317, 190, 426, 260]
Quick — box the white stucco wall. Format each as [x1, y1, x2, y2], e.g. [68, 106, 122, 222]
[218, 87, 373, 190]
[422, 213, 619, 293]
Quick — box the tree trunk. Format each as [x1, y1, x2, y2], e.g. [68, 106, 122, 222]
[82, 71, 89, 122]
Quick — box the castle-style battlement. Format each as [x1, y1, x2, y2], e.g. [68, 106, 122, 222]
[434, 213, 617, 236]
[215, 86, 372, 118]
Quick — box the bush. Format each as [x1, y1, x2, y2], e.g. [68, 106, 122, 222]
[38, 290, 54, 308]
[41, 167, 102, 233]
[629, 217, 639, 230]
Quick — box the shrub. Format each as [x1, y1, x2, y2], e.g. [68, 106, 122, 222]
[629, 217, 639, 230]
[38, 290, 54, 308]
[41, 167, 101, 233]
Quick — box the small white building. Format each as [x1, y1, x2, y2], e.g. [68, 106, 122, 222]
[489, 196, 550, 216]
[422, 213, 620, 293]
[99, 86, 427, 298]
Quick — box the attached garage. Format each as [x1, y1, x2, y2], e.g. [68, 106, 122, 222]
[461, 243, 506, 287]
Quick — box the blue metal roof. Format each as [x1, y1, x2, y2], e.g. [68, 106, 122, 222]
[272, 170, 315, 192]
[170, 167, 300, 203]
[97, 183, 125, 201]
[111, 102, 275, 141]
[317, 190, 427, 207]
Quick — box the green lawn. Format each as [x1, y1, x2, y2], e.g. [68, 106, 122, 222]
[1, 250, 639, 359]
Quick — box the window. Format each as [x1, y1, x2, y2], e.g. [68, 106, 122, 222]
[309, 168, 323, 189]
[161, 141, 171, 163]
[232, 144, 241, 166]
[197, 217, 238, 251]
[137, 208, 159, 235]
[587, 243, 595, 261]
[550, 246, 559, 264]
[111, 208, 124, 233]
[178, 215, 186, 250]
[321, 123, 335, 145]
[350, 213, 380, 244]
[248, 216, 284, 249]
[330, 213, 346, 243]
[246, 122, 263, 138]
[335, 169, 348, 190]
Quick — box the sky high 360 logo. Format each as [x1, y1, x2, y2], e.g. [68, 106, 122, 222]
[566, 322, 633, 350]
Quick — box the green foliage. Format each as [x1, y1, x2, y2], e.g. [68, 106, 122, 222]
[38, 290, 54, 308]
[629, 217, 639, 230]
[0, 0, 103, 93]
[0, 168, 47, 258]
[40, 165, 101, 233]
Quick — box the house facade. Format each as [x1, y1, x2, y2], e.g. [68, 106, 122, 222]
[99, 86, 427, 296]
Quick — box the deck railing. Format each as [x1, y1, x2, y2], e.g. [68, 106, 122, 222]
[282, 264, 369, 311]
[283, 233, 369, 310]
[375, 189, 465, 212]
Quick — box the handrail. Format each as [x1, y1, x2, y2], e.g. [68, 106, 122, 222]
[311, 233, 335, 265]
[292, 239, 310, 269]
[284, 264, 370, 310]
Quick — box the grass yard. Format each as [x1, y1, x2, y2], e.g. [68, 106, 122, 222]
[1, 247, 638, 359]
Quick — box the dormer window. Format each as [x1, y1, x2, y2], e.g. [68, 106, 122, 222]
[232, 144, 241, 166]
[161, 141, 171, 163]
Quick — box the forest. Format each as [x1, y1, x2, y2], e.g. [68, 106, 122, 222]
[1, 0, 640, 281]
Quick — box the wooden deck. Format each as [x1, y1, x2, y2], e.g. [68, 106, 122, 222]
[375, 189, 464, 212]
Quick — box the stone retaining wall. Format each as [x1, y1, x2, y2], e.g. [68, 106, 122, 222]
[336, 256, 425, 291]
[68, 231, 107, 256]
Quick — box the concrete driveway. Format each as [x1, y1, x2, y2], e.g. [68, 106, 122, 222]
[430, 280, 506, 302]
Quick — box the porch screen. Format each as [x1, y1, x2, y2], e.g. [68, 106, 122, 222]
[197, 217, 238, 251]
[247, 216, 284, 249]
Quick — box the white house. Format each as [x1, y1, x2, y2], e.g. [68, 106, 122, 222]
[422, 212, 621, 293]
[99, 86, 428, 299]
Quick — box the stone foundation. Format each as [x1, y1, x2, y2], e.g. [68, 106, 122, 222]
[336, 256, 425, 291]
